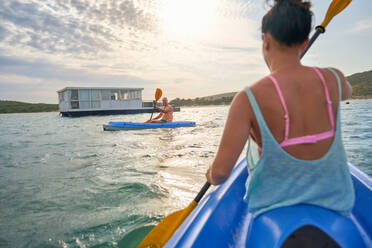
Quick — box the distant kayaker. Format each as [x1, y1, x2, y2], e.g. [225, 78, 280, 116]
[206, 0, 355, 217]
[146, 97, 174, 123]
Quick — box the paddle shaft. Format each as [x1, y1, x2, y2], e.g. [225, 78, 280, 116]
[301, 0, 352, 59]
[300, 28, 323, 59]
[150, 88, 162, 120]
[149, 101, 157, 120]
[194, 182, 211, 203]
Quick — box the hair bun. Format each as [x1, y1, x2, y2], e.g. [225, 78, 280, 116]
[263, 0, 313, 46]
[274, 0, 311, 10]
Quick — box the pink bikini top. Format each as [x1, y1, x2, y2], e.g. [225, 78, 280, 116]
[267, 67, 335, 147]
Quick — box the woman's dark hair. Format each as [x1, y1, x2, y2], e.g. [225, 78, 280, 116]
[262, 0, 312, 46]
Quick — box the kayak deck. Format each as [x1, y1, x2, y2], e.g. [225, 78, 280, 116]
[165, 159, 372, 248]
[103, 121, 195, 131]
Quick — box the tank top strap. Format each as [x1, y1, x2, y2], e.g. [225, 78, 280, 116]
[325, 68, 343, 139]
[326, 68, 342, 102]
[244, 87, 273, 147]
[312, 67, 335, 129]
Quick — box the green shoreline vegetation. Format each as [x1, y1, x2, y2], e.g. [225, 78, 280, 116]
[348, 69, 372, 99]
[0, 100, 58, 114]
[170, 95, 235, 107]
[1, 70, 371, 113]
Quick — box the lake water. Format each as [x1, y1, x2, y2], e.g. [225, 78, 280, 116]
[0, 101, 371, 248]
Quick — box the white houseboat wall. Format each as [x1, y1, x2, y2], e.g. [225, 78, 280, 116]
[57, 87, 179, 117]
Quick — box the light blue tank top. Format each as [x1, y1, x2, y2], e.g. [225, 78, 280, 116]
[243, 68, 355, 217]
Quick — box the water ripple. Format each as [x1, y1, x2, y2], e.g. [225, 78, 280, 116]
[0, 103, 371, 247]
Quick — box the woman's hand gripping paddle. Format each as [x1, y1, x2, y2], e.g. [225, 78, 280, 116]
[149, 88, 163, 120]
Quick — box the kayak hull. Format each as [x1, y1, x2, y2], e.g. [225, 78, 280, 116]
[165, 159, 372, 248]
[103, 121, 196, 131]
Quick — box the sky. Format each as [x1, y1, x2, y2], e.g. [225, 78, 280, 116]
[0, 0, 371, 104]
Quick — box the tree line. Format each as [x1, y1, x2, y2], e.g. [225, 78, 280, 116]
[347, 69, 372, 98]
[0, 100, 58, 114]
[170, 96, 235, 107]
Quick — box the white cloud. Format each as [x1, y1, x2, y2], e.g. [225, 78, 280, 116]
[352, 18, 372, 33]
[0, 0, 268, 103]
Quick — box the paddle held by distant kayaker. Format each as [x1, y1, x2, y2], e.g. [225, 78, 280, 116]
[145, 97, 174, 123]
[206, 0, 354, 218]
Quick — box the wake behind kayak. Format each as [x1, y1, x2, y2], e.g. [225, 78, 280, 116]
[103, 121, 196, 131]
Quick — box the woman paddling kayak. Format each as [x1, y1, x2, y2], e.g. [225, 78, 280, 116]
[206, 0, 354, 217]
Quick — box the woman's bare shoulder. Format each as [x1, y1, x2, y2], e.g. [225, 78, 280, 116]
[249, 77, 273, 97]
[231, 77, 273, 119]
[317, 67, 345, 81]
[234, 77, 271, 103]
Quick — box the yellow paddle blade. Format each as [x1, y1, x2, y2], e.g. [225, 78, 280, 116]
[320, 0, 352, 28]
[155, 88, 162, 101]
[138, 201, 197, 248]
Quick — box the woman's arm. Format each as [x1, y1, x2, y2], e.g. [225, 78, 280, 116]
[206, 90, 252, 185]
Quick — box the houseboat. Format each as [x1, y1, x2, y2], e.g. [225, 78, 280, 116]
[57, 87, 179, 117]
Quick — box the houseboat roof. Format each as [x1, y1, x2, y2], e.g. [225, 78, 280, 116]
[57, 87, 144, 93]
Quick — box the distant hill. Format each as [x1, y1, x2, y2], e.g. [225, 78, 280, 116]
[170, 92, 237, 107]
[170, 69, 372, 107]
[201, 92, 237, 101]
[0, 100, 58, 114]
[346, 69, 372, 98]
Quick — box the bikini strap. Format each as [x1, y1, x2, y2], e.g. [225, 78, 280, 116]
[268, 75, 290, 141]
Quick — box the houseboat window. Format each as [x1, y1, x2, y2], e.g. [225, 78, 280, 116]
[101, 90, 111, 100]
[91, 90, 101, 108]
[135, 91, 141, 99]
[58, 92, 65, 102]
[91, 90, 100, 100]
[71, 101, 79, 109]
[70, 89, 79, 109]
[91, 101, 100, 108]
[79, 89, 91, 109]
[80, 101, 91, 109]
[143, 101, 153, 107]
[71, 89, 79, 100]
[112, 92, 118, 100]
[79, 89, 90, 101]
[117, 90, 125, 100]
